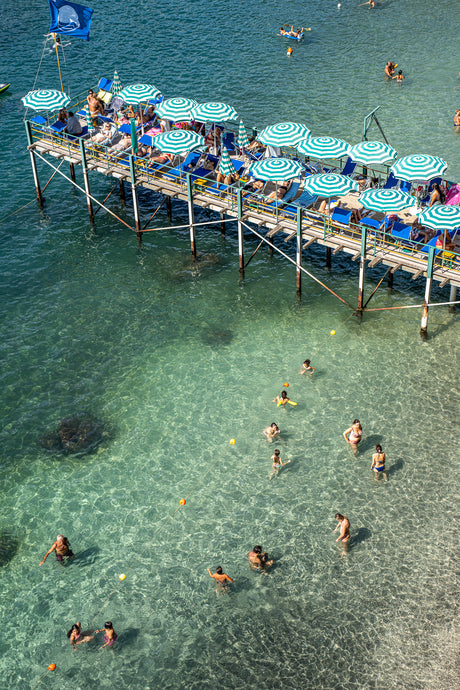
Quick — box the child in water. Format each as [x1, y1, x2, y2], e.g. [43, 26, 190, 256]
[299, 359, 315, 376]
[96, 621, 118, 649]
[270, 449, 290, 479]
[393, 69, 405, 82]
[263, 422, 281, 442]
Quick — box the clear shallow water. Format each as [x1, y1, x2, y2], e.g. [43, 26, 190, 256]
[0, 1, 459, 688]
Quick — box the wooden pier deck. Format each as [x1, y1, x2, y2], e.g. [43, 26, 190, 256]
[26, 124, 460, 302]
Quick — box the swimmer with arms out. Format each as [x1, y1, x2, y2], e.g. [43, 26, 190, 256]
[40, 534, 75, 566]
[247, 545, 274, 571]
[343, 419, 362, 456]
[96, 621, 118, 649]
[371, 444, 388, 481]
[334, 513, 350, 554]
[273, 390, 297, 407]
[263, 422, 281, 442]
[299, 359, 315, 376]
[207, 566, 234, 592]
[270, 449, 290, 479]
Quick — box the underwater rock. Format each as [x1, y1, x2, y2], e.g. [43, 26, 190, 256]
[39, 415, 107, 456]
[168, 252, 221, 281]
[201, 328, 234, 347]
[0, 532, 19, 567]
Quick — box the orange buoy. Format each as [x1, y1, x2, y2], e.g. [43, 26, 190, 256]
[48, 664, 56, 671]
[287, 46, 293, 55]
[180, 498, 186, 505]
[283, 382, 289, 387]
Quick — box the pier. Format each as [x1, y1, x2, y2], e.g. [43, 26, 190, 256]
[24, 115, 460, 336]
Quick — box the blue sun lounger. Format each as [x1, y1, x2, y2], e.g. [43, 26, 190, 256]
[160, 151, 202, 181]
[331, 207, 352, 227]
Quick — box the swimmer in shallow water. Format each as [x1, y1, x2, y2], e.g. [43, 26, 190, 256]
[96, 621, 118, 649]
[270, 449, 290, 479]
[263, 422, 281, 442]
[343, 419, 362, 456]
[40, 534, 75, 566]
[207, 566, 234, 592]
[273, 390, 296, 407]
[334, 513, 350, 554]
[248, 545, 274, 571]
[371, 444, 388, 481]
[299, 359, 315, 376]
[67, 622, 94, 648]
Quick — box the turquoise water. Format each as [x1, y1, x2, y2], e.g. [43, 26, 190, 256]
[1, 1, 459, 688]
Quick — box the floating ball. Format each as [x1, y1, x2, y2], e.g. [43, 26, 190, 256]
[180, 498, 186, 505]
[230, 438, 236, 445]
[48, 664, 56, 671]
[119, 573, 126, 581]
[283, 382, 289, 388]
[330, 330, 336, 335]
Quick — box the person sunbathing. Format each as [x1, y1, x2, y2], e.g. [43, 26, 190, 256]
[110, 133, 131, 151]
[90, 121, 115, 144]
[278, 27, 287, 35]
[436, 231, 456, 251]
[150, 151, 173, 164]
[266, 180, 292, 200]
[216, 172, 239, 186]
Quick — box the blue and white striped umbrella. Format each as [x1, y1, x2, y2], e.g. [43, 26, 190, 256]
[117, 83, 162, 104]
[22, 89, 71, 111]
[417, 204, 460, 231]
[349, 140, 397, 165]
[238, 120, 250, 149]
[85, 104, 95, 132]
[297, 136, 350, 159]
[303, 173, 359, 196]
[153, 130, 204, 154]
[219, 147, 237, 176]
[190, 102, 238, 122]
[155, 97, 197, 122]
[257, 122, 310, 147]
[249, 157, 303, 181]
[359, 188, 416, 213]
[390, 154, 447, 182]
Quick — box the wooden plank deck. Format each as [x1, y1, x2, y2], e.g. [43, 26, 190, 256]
[31, 136, 460, 289]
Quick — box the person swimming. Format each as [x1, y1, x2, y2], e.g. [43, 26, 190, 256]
[263, 422, 281, 442]
[96, 621, 118, 649]
[40, 534, 75, 566]
[299, 359, 315, 376]
[247, 545, 274, 571]
[272, 390, 297, 407]
[207, 566, 234, 592]
[371, 444, 388, 481]
[67, 622, 94, 648]
[343, 419, 362, 455]
[334, 513, 350, 553]
[270, 449, 290, 479]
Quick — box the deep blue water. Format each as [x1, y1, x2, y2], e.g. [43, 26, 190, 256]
[0, 2, 459, 688]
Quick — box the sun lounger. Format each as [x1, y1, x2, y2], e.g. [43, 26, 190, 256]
[331, 207, 352, 226]
[30, 115, 47, 125]
[222, 132, 235, 152]
[340, 157, 357, 177]
[160, 151, 202, 181]
[383, 172, 398, 189]
[418, 232, 442, 255]
[399, 180, 412, 193]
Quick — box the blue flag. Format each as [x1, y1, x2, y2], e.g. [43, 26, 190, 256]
[48, 0, 93, 41]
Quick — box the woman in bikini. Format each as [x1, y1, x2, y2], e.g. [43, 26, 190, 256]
[371, 444, 388, 481]
[343, 419, 362, 455]
[67, 622, 94, 648]
[270, 449, 290, 479]
[263, 422, 281, 442]
[96, 621, 118, 649]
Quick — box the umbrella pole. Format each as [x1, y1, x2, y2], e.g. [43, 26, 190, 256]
[186, 173, 197, 258]
[24, 121, 43, 207]
[420, 246, 435, 339]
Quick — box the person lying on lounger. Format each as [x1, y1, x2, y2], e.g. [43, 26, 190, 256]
[266, 180, 292, 201]
[242, 179, 265, 196]
[90, 121, 116, 144]
[110, 133, 131, 151]
[216, 172, 239, 186]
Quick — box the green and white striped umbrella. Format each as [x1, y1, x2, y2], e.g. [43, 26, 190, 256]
[190, 102, 238, 123]
[359, 188, 416, 213]
[303, 173, 359, 196]
[249, 157, 303, 181]
[153, 130, 204, 154]
[390, 154, 447, 182]
[238, 120, 250, 149]
[297, 136, 350, 159]
[155, 97, 197, 122]
[22, 89, 70, 111]
[111, 71, 122, 95]
[349, 140, 397, 165]
[117, 83, 162, 104]
[219, 147, 237, 176]
[417, 204, 460, 231]
[85, 104, 95, 132]
[257, 122, 310, 147]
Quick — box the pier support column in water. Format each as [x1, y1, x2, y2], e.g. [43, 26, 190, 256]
[237, 188, 244, 276]
[69, 162, 76, 183]
[129, 154, 142, 243]
[420, 246, 435, 338]
[186, 173, 196, 258]
[24, 121, 43, 207]
[296, 208, 302, 296]
[388, 269, 394, 290]
[119, 179, 126, 205]
[449, 284, 457, 313]
[79, 138, 94, 223]
[357, 227, 367, 315]
[220, 212, 226, 237]
[326, 246, 332, 270]
[166, 195, 172, 222]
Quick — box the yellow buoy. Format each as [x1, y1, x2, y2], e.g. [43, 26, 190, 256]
[119, 573, 126, 581]
[230, 438, 236, 445]
[330, 330, 336, 335]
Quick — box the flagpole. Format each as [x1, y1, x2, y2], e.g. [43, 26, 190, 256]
[53, 33, 64, 93]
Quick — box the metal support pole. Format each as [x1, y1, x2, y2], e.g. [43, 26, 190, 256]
[237, 188, 244, 276]
[326, 246, 332, 270]
[220, 211, 226, 237]
[79, 138, 94, 223]
[24, 121, 43, 207]
[186, 173, 196, 258]
[357, 228, 367, 315]
[69, 162, 76, 183]
[129, 154, 142, 243]
[449, 284, 457, 313]
[296, 207, 302, 296]
[165, 195, 172, 222]
[387, 269, 394, 290]
[119, 179, 126, 204]
[420, 246, 435, 338]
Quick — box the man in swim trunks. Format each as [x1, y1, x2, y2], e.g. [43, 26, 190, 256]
[334, 514, 350, 545]
[207, 566, 234, 592]
[384, 61, 395, 79]
[248, 545, 274, 571]
[39, 534, 75, 566]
